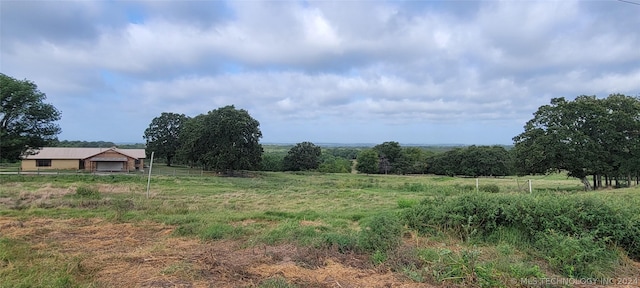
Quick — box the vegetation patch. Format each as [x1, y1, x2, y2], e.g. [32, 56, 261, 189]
[1, 173, 639, 286]
[403, 192, 640, 278]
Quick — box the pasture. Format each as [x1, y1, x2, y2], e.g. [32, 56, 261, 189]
[1, 171, 638, 287]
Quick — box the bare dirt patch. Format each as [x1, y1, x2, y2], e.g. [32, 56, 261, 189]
[0, 217, 434, 287]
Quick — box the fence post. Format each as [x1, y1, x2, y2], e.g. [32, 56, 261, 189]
[146, 152, 154, 199]
[476, 178, 479, 192]
[529, 179, 532, 193]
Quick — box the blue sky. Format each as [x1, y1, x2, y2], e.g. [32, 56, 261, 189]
[2, 0, 639, 145]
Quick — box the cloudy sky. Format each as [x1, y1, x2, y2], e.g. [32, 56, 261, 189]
[2, 0, 639, 145]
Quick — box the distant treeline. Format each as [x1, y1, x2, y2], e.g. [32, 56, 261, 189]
[52, 140, 145, 149]
[260, 142, 514, 176]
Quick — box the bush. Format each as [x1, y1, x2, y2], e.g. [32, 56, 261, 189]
[75, 186, 100, 198]
[402, 193, 640, 278]
[479, 184, 500, 193]
[358, 212, 402, 253]
[318, 232, 357, 253]
[111, 198, 134, 221]
[402, 183, 427, 192]
[534, 231, 617, 278]
[397, 198, 419, 209]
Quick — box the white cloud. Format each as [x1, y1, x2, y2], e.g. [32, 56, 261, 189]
[1, 0, 639, 144]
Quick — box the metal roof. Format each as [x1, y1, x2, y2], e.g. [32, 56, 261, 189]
[22, 147, 146, 160]
[89, 157, 128, 162]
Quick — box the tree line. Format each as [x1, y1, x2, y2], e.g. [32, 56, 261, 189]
[3, 73, 640, 189]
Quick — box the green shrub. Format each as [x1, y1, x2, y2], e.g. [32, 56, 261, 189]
[402, 183, 427, 192]
[534, 231, 618, 278]
[111, 198, 134, 221]
[318, 232, 357, 253]
[423, 247, 486, 285]
[454, 184, 475, 192]
[202, 223, 234, 240]
[371, 250, 387, 265]
[403, 193, 640, 278]
[507, 263, 545, 279]
[397, 198, 419, 208]
[358, 212, 402, 253]
[75, 186, 100, 198]
[405, 193, 640, 259]
[173, 222, 203, 237]
[479, 184, 500, 193]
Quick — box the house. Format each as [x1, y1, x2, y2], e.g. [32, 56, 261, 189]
[21, 147, 146, 172]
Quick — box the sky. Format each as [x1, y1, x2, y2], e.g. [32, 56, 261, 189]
[2, 0, 639, 145]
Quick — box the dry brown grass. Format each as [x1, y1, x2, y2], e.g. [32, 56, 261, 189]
[0, 216, 437, 287]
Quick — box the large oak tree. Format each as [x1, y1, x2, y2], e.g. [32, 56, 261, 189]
[513, 94, 640, 189]
[0, 74, 61, 162]
[179, 105, 262, 172]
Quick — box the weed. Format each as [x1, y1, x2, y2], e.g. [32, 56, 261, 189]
[173, 222, 203, 237]
[258, 276, 298, 288]
[371, 250, 387, 266]
[358, 212, 402, 253]
[402, 183, 427, 192]
[75, 186, 100, 199]
[111, 198, 134, 222]
[259, 220, 318, 245]
[200, 223, 246, 240]
[317, 232, 357, 253]
[479, 184, 500, 193]
[402, 265, 425, 282]
[534, 231, 617, 278]
[397, 198, 419, 208]
[507, 263, 545, 279]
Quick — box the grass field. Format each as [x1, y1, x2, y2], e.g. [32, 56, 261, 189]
[1, 171, 639, 287]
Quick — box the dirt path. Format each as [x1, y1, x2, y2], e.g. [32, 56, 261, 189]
[0, 217, 431, 287]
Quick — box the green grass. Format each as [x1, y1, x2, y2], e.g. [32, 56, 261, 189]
[1, 171, 638, 287]
[0, 237, 85, 288]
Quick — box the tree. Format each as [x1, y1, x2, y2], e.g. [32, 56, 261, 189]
[261, 152, 285, 171]
[399, 147, 429, 174]
[426, 145, 512, 177]
[0, 73, 61, 162]
[178, 105, 262, 172]
[513, 95, 640, 190]
[356, 149, 379, 174]
[143, 112, 189, 166]
[52, 140, 117, 147]
[597, 94, 640, 187]
[318, 155, 352, 173]
[374, 141, 403, 173]
[283, 141, 322, 171]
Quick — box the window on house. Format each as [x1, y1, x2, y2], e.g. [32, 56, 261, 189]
[36, 159, 52, 167]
